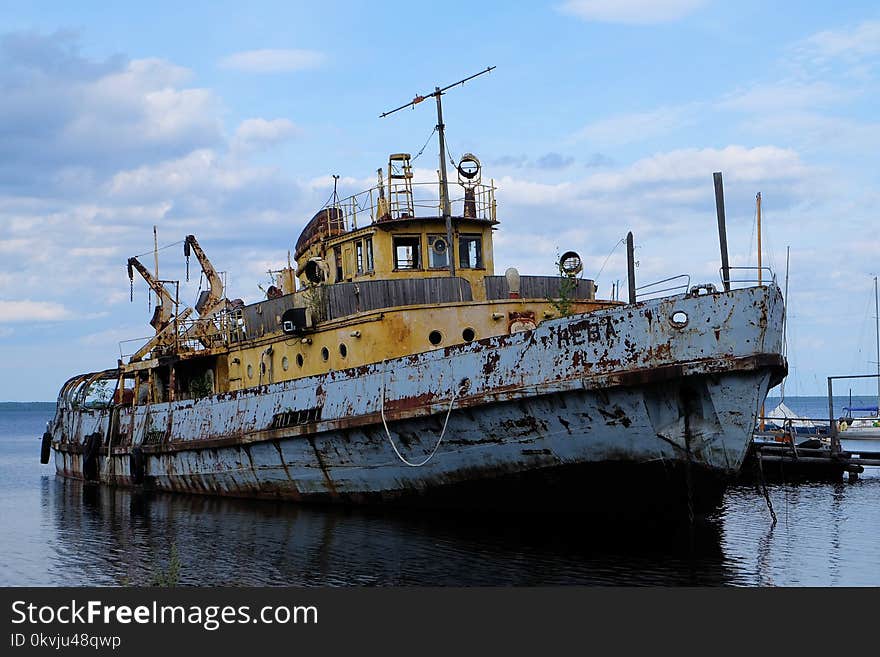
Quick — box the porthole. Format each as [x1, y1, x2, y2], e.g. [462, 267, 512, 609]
[339, 343, 348, 358]
[670, 311, 689, 328]
[428, 330, 443, 346]
[282, 356, 289, 371]
[321, 347, 330, 361]
[296, 354, 304, 368]
[246, 364, 253, 379]
[462, 327, 475, 342]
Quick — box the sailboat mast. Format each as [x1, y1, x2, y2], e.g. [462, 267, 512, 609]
[780, 245, 790, 401]
[875, 275, 879, 413]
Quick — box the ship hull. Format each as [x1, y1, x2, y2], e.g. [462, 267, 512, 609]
[50, 284, 786, 516]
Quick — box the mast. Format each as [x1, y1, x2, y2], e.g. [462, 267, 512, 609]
[435, 87, 454, 276]
[756, 192, 762, 285]
[874, 276, 880, 415]
[780, 246, 790, 401]
[380, 66, 495, 278]
[757, 192, 764, 430]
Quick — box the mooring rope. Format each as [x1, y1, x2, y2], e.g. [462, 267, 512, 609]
[755, 450, 778, 526]
[380, 361, 459, 467]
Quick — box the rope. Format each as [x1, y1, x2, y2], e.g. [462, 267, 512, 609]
[380, 361, 459, 467]
[133, 240, 184, 259]
[755, 450, 778, 526]
[410, 126, 437, 164]
[595, 237, 627, 282]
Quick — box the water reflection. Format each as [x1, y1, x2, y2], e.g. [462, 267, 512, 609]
[43, 478, 736, 586]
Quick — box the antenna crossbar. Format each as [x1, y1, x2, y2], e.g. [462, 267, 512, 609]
[379, 66, 495, 118]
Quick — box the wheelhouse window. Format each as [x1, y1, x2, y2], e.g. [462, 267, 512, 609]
[365, 237, 374, 272]
[334, 245, 343, 282]
[428, 234, 449, 269]
[393, 235, 421, 270]
[459, 234, 483, 269]
[356, 237, 374, 274]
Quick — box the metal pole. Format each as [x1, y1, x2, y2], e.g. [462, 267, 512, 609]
[874, 276, 880, 415]
[756, 192, 762, 285]
[436, 88, 455, 277]
[152, 225, 159, 311]
[780, 246, 790, 400]
[713, 172, 731, 292]
[828, 376, 840, 456]
[757, 191, 764, 429]
[626, 231, 636, 304]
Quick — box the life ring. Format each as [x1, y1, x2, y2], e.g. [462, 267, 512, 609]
[40, 431, 52, 464]
[130, 447, 145, 485]
[82, 432, 103, 482]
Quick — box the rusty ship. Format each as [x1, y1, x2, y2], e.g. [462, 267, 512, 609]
[42, 75, 787, 516]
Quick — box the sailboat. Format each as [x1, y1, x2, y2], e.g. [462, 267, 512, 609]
[838, 276, 880, 440]
[752, 198, 828, 445]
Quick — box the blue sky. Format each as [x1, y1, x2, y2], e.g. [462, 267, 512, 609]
[1, 0, 879, 400]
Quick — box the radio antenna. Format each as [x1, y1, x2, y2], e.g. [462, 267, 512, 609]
[380, 66, 495, 277]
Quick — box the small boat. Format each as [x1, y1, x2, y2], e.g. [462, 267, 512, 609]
[838, 405, 880, 440]
[836, 276, 880, 440]
[754, 401, 829, 447]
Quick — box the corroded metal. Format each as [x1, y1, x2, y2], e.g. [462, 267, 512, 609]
[49, 283, 786, 510]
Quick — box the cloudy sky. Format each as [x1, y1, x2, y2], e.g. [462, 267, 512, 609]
[1, 0, 878, 400]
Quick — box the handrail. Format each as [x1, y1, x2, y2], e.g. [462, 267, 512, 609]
[325, 179, 497, 232]
[720, 266, 776, 288]
[635, 274, 691, 300]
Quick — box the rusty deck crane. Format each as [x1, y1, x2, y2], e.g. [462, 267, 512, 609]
[184, 234, 226, 317]
[183, 234, 228, 344]
[127, 256, 191, 361]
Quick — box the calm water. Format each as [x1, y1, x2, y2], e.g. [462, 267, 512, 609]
[2, 399, 879, 587]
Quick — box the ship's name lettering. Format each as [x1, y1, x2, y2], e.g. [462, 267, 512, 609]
[572, 316, 617, 345]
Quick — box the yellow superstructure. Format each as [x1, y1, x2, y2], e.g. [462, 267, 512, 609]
[118, 152, 617, 404]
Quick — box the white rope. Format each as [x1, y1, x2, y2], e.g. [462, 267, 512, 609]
[380, 361, 459, 467]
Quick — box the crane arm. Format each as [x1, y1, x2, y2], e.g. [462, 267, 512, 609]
[185, 234, 224, 315]
[127, 256, 175, 328]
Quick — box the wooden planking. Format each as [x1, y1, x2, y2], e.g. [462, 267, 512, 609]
[485, 275, 596, 301]
[328, 277, 473, 319]
[241, 294, 298, 339]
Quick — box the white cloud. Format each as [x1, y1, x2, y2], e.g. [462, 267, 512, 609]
[0, 300, 72, 322]
[232, 118, 300, 153]
[794, 20, 880, 64]
[571, 105, 699, 145]
[719, 81, 850, 113]
[219, 49, 325, 73]
[0, 37, 224, 189]
[558, 0, 706, 25]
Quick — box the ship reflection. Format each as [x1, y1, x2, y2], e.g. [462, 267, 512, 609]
[46, 478, 737, 586]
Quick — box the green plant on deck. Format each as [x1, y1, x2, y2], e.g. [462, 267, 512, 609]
[150, 544, 181, 587]
[304, 284, 327, 323]
[189, 371, 214, 399]
[547, 256, 578, 317]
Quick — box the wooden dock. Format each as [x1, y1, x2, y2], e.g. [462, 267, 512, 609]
[743, 438, 879, 482]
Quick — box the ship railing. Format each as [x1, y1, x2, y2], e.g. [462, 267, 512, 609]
[119, 335, 154, 362]
[327, 180, 497, 231]
[635, 274, 691, 300]
[720, 266, 776, 289]
[174, 316, 231, 354]
[118, 312, 236, 362]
